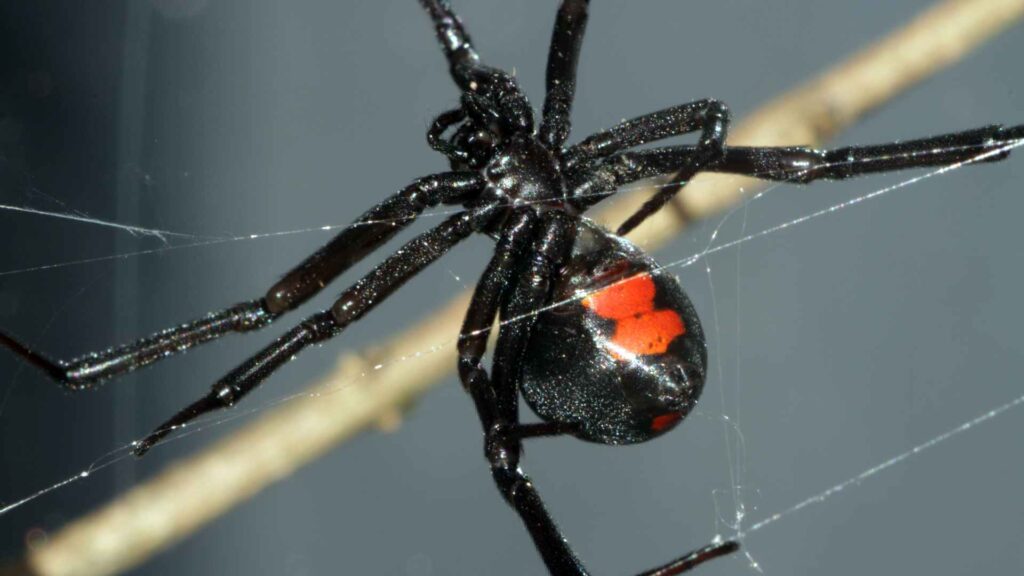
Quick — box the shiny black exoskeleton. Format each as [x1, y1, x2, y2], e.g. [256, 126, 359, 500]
[522, 219, 707, 445]
[3, 1, 1021, 574]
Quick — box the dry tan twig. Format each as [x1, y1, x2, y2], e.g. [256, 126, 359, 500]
[16, 1, 1023, 574]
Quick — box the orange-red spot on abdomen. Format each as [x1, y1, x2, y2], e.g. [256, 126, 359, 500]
[582, 273, 656, 319]
[609, 310, 684, 360]
[651, 412, 682, 432]
[582, 273, 686, 360]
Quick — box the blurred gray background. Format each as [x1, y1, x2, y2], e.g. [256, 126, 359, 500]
[1, 1, 1022, 574]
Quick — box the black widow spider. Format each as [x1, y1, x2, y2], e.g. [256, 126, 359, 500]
[2, 1, 1022, 574]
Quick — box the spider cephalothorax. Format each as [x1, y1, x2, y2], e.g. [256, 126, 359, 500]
[2, 1, 1021, 574]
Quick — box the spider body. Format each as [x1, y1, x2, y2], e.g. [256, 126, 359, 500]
[480, 134, 566, 212]
[522, 220, 706, 444]
[2, 1, 1022, 574]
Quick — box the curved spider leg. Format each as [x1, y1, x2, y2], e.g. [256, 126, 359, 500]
[489, 211, 578, 426]
[134, 211, 480, 456]
[560, 99, 731, 235]
[539, 0, 590, 150]
[427, 108, 468, 159]
[419, 0, 534, 133]
[577, 122, 1023, 195]
[457, 206, 581, 459]
[458, 208, 538, 426]
[0, 173, 481, 390]
[565, 100, 730, 169]
[568, 122, 1023, 235]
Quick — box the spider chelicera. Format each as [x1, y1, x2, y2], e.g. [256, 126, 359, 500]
[2, 1, 1022, 574]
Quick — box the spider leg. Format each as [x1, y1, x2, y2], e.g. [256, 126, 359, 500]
[713, 124, 1024, 183]
[427, 108, 467, 158]
[265, 172, 481, 312]
[0, 173, 481, 390]
[419, 0, 534, 133]
[637, 542, 741, 576]
[458, 209, 538, 426]
[0, 302, 271, 388]
[460, 210, 587, 574]
[538, 0, 590, 149]
[563, 100, 730, 235]
[568, 123, 1023, 234]
[566, 100, 730, 168]
[134, 211, 478, 455]
[567, 147, 706, 212]
[418, 0, 480, 87]
[618, 125, 1024, 184]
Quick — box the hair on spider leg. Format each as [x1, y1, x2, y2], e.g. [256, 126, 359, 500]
[0, 1, 1019, 573]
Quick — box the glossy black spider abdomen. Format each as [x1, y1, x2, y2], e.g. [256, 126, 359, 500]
[522, 220, 706, 445]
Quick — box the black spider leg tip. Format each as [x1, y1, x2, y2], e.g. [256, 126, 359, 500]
[638, 541, 741, 576]
[132, 392, 222, 456]
[133, 211, 481, 457]
[130, 308, 342, 457]
[0, 301, 274, 391]
[0, 331, 70, 385]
